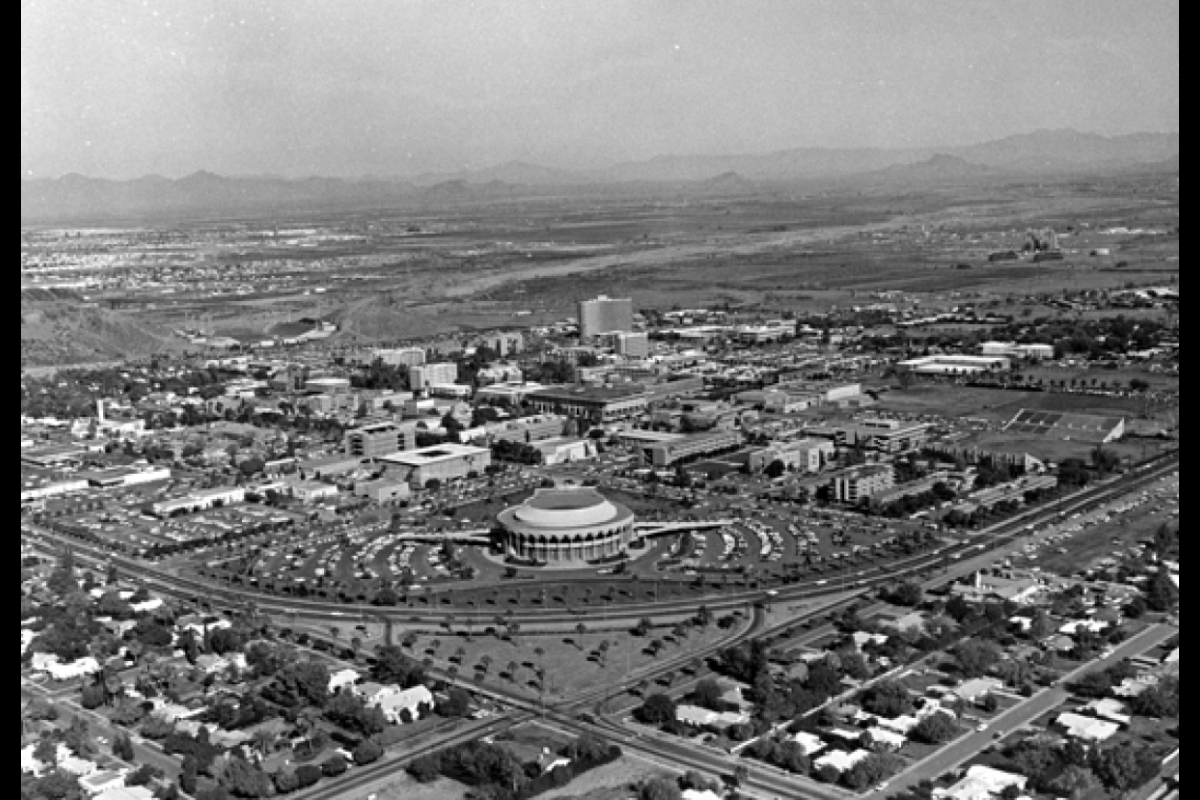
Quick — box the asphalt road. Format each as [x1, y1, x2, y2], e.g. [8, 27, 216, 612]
[870, 621, 1178, 799]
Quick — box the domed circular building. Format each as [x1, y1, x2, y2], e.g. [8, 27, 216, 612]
[497, 487, 636, 565]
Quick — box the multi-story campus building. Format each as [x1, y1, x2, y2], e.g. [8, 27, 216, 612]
[641, 429, 744, 467]
[370, 348, 427, 368]
[578, 295, 633, 341]
[343, 421, 419, 458]
[409, 362, 459, 391]
[829, 464, 895, 503]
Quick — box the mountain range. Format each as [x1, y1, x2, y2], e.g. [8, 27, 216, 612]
[21, 129, 1178, 222]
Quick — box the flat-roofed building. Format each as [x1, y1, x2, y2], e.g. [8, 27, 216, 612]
[345, 422, 420, 460]
[354, 477, 411, 503]
[409, 362, 459, 391]
[370, 347, 426, 367]
[807, 418, 931, 454]
[79, 465, 172, 488]
[378, 443, 492, 487]
[599, 331, 649, 358]
[527, 385, 650, 423]
[748, 437, 834, 474]
[897, 354, 1011, 375]
[489, 415, 566, 444]
[475, 381, 549, 407]
[151, 486, 246, 517]
[304, 376, 352, 394]
[479, 332, 524, 357]
[829, 464, 895, 503]
[643, 429, 743, 467]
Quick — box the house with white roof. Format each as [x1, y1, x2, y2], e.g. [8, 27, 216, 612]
[851, 632, 889, 650]
[945, 677, 1001, 703]
[814, 748, 871, 773]
[675, 704, 750, 730]
[328, 668, 361, 693]
[351, 681, 395, 705]
[373, 685, 434, 724]
[936, 765, 1027, 800]
[789, 731, 827, 757]
[30, 652, 101, 681]
[1055, 712, 1119, 742]
[94, 786, 155, 800]
[864, 726, 907, 751]
[79, 769, 127, 795]
[1083, 698, 1132, 726]
[21, 743, 99, 778]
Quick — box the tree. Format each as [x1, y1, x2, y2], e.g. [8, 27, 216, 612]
[634, 693, 677, 727]
[321, 754, 348, 777]
[112, 732, 135, 761]
[773, 740, 811, 774]
[860, 680, 914, 718]
[693, 678, 723, 710]
[220, 758, 274, 800]
[911, 711, 958, 744]
[638, 777, 682, 800]
[1049, 765, 1099, 800]
[408, 753, 442, 783]
[954, 639, 1001, 677]
[127, 765, 163, 787]
[1091, 745, 1156, 792]
[889, 582, 924, 607]
[352, 738, 384, 766]
[1146, 571, 1179, 611]
[180, 756, 199, 794]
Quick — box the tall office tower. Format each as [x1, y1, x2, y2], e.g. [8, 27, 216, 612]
[578, 295, 633, 341]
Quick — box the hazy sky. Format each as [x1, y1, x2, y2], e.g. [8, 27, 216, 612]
[21, 0, 1178, 179]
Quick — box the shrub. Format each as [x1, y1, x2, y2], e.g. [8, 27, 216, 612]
[321, 754, 348, 777]
[294, 765, 322, 788]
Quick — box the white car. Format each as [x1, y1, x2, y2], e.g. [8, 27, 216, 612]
[976, 722, 988, 732]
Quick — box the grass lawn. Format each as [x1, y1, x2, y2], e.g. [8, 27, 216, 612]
[534, 754, 675, 800]
[376, 774, 470, 800]
[494, 721, 573, 763]
[401, 619, 747, 701]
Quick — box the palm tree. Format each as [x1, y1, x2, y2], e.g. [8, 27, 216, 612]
[251, 728, 275, 759]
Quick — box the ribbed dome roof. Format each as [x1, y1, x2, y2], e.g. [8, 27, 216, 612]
[502, 487, 631, 529]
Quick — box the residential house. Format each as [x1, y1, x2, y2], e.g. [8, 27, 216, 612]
[328, 668, 360, 693]
[1082, 698, 1132, 726]
[864, 726, 907, 751]
[789, 731, 827, 757]
[937, 765, 1027, 800]
[79, 770, 127, 796]
[374, 685, 434, 724]
[674, 705, 750, 730]
[813, 748, 871, 773]
[94, 788, 155, 800]
[1055, 712, 1119, 743]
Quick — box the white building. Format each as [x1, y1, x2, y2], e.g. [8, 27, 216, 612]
[409, 362, 459, 391]
[373, 685, 434, 724]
